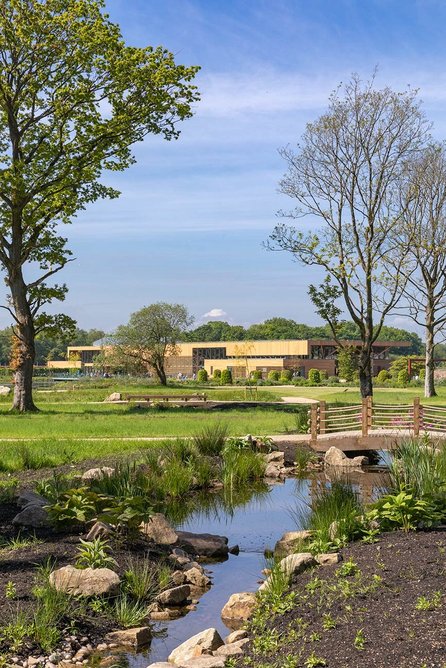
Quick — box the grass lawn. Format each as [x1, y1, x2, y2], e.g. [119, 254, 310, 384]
[266, 384, 446, 405]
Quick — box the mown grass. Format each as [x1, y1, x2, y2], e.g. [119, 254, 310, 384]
[265, 385, 446, 404]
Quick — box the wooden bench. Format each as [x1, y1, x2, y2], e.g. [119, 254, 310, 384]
[126, 393, 207, 403]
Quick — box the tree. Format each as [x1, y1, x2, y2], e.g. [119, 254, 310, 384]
[396, 143, 446, 396]
[0, 0, 199, 411]
[268, 74, 428, 397]
[113, 303, 193, 385]
[337, 345, 359, 382]
[186, 321, 245, 342]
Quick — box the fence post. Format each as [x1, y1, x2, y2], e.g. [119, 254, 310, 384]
[310, 403, 318, 442]
[413, 397, 420, 436]
[319, 401, 326, 434]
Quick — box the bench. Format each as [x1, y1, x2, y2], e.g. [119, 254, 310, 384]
[126, 393, 207, 403]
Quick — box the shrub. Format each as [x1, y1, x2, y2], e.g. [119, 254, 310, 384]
[369, 489, 443, 532]
[280, 369, 292, 383]
[222, 445, 266, 488]
[123, 557, 168, 601]
[75, 537, 117, 570]
[268, 370, 280, 381]
[319, 370, 327, 382]
[389, 437, 446, 500]
[197, 369, 208, 382]
[220, 369, 233, 385]
[0, 478, 18, 503]
[193, 422, 228, 456]
[112, 595, 150, 628]
[376, 369, 390, 383]
[251, 370, 263, 381]
[308, 369, 321, 384]
[398, 369, 410, 385]
[327, 375, 339, 385]
[213, 369, 221, 380]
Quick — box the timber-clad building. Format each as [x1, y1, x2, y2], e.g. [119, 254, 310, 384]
[49, 339, 409, 378]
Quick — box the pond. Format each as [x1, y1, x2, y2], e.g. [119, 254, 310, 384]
[98, 468, 388, 667]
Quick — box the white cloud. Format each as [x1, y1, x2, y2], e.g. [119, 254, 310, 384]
[202, 308, 227, 318]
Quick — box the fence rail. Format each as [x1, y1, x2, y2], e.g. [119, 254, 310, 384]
[310, 397, 446, 440]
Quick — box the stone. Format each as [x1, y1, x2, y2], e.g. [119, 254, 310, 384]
[225, 630, 248, 644]
[221, 592, 257, 626]
[0, 385, 11, 395]
[264, 462, 283, 478]
[315, 552, 342, 566]
[172, 570, 187, 585]
[168, 628, 224, 665]
[259, 553, 315, 592]
[177, 659, 226, 668]
[183, 566, 211, 588]
[140, 513, 178, 545]
[214, 639, 248, 657]
[16, 490, 48, 509]
[324, 447, 368, 468]
[12, 504, 51, 528]
[228, 544, 240, 555]
[104, 392, 121, 402]
[81, 467, 115, 482]
[274, 530, 312, 557]
[156, 584, 190, 606]
[49, 565, 120, 597]
[105, 627, 151, 649]
[85, 521, 114, 541]
[176, 531, 229, 558]
[146, 664, 173, 668]
[263, 451, 285, 465]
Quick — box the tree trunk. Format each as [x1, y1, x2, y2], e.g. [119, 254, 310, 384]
[9, 273, 38, 412]
[155, 364, 167, 386]
[358, 347, 373, 398]
[424, 321, 436, 398]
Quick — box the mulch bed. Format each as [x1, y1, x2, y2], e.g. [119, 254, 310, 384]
[239, 529, 446, 668]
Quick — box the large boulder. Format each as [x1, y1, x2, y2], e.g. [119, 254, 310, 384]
[221, 592, 257, 627]
[140, 513, 178, 545]
[214, 639, 249, 657]
[49, 565, 120, 597]
[16, 490, 48, 509]
[183, 566, 211, 588]
[274, 530, 312, 557]
[176, 659, 226, 668]
[324, 447, 368, 468]
[12, 504, 51, 528]
[259, 553, 315, 592]
[105, 626, 151, 649]
[156, 585, 190, 606]
[176, 531, 228, 559]
[168, 628, 224, 665]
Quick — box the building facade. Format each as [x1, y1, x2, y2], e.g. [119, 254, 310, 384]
[48, 339, 409, 378]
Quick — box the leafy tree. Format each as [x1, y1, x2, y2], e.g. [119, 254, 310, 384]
[268, 75, 428, 397]
[220, 369, 233, 385]
[0, 0, 199, 411]
[337, 345, 358, 382]
[389, 355, 424, 379]
[113, 303, 193, 385]
[186, 321, 245, 342]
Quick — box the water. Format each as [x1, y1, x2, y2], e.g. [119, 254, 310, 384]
[111, 477, 312, 667]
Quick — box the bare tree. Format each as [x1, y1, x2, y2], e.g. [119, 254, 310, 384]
[268, 74, 429, 397]
[397, 142, 446, 397]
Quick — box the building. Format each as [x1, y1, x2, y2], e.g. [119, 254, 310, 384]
[47, 339, 409, 378]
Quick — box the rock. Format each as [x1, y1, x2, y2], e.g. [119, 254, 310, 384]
[214, 639, 248, 657]
[49, 566, 120, 597]
[274, 530, 312, 557]
[176, 531, 229, 558]
[316, 553, 342, 566]
[140, 513, 178, 545]
[85, 521, 114, 541]
[150, 610, 182, 621]
[228, 544, 240, 555]
[183, 566, 211, 588]
[146, 664, 173, 668]
[12, 504, 51, 528]
[177, 659, 225, 668]
[172, 570, 187, 585]
[324, 447, 368, 468]
[0, 385, 11, 395]
[264, 462, 284, 478]
[105, 627, 151, 649]
[263, 451, 285, 465]
[221, 592, 257, 627]
[156, 584, 190, 606]
[81, 467, 115, 482]
[168, 628, 224, 665]
[104, 392, 121, 402]
[259, 553, 315, 592]
[225, 630, 248, 644]
[16, 490, 48, 509]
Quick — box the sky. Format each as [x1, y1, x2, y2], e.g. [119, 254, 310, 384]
[3, 0, 446, 333]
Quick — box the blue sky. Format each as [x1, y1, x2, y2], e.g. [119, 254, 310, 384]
[4, 0, 446, 333]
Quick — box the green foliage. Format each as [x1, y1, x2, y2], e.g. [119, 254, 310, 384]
[193, 422, 228, 456]
[99, 496, 151, 534]
[280, 369, 293, 382]
[0, 611, 32, 653]
[389, 356, 424, 379]
[112, 595, 150, 628]
[46, 487, 101, 527]
[308, 369, 321, 384]
[220, 369, 233, 385]
[268, 370, 280, 381]
[123, 557, 169, 602]
[75, 538, 117, 570]
[5, 581, 16, 600]
[222, 443, 266, 488]
[415, 591, 442, 611]
[304, 653, 327, 667]
[389, 437, 446, 499]
[354, 628, 366, 650]
[327, 375, 340, 384]
[336, 559, 359, 577]
[376, 369, 391, 383]
[337, 346, 359, 382]
[370, 489, 443, 531]
[0, 478, 18, 502]
[197, 369, 208, 382]
[398, 369, 410, 384]
[251, 370, 263, 381]
[212, 369, 222, 380]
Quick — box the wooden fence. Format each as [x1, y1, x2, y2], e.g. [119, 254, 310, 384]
[310, 397, 446, 440]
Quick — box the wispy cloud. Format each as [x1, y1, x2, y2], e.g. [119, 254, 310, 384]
[202, 308, 227, 318]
